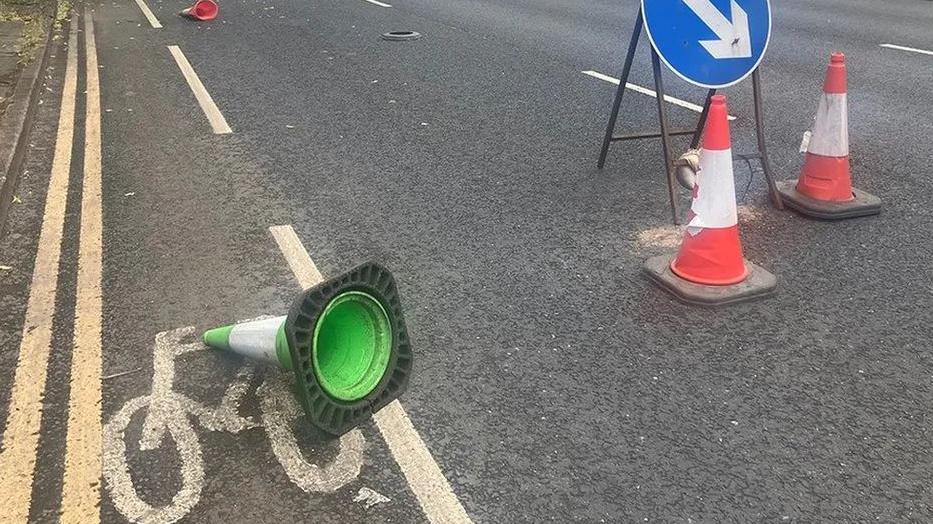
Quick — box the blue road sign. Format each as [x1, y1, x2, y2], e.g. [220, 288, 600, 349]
[642, 0, 771, 89]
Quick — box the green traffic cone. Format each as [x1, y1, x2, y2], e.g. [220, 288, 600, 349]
[203, 262, 412, 436]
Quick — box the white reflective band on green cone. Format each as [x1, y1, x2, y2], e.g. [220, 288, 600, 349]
[228, 316, 287, 365]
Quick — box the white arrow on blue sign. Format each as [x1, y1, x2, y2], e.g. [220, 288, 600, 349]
[642, 0, 772, 89]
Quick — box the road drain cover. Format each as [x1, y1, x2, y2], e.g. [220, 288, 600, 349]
[381, 31, 422, 41]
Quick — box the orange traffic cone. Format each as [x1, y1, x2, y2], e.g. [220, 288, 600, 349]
[671, 95, 746, 286]
[644, 95, 776, 306]
[180, 0, 218, 21]
[777, 53, 881, 219]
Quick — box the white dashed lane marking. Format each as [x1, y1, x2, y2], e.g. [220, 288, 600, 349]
[880, 43, 933, 57]
[168, 45, 233, 134]
[583, 69, 738, 120]
[133, 0, 163, 28]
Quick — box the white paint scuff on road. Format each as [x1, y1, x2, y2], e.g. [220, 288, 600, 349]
[61, 13, 104, 523]
[582, 70, 738, 120]
[879, 43, 933, 57]
[362, 0, 393, 7]
[167, 45, 233, 134]
[133, 0, 163, 28]
[354, 487, 391, 508]
[269, 224, 473, 524]
[0, 24, 78, 523]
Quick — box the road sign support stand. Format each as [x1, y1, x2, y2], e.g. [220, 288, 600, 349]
[751, 69, 783, 211]
[597, 7, 782, 225]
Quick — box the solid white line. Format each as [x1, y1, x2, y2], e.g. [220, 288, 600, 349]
[133, 0, 162, 28]
[582, 70, 737, 121]
[363, 0, 392, 7]
[372, 401, 472, 523]
[168, 45, 232, 134]
[0, 23, 78, 522]
[880, 43, 933, 57]
[61, 13, 104, 523]
[268, 225, 472, 524]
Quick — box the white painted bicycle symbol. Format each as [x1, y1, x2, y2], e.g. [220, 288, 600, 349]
[103, 326, 366, 523]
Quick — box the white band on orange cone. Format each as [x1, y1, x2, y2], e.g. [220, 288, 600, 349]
[806, 93, 848, 157]
[687, 147, 738, 235]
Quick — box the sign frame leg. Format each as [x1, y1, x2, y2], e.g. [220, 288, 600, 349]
[649, 48, 681, 224]
[595, 7, 781, 224]
[751, 69, 784, 209]
[689, 89, 716, 149]
[597, 9, 644, 170]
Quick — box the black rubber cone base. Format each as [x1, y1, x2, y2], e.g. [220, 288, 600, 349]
[643, 255, 777, 307]
[284, 262, 413, 436]
[776, 180, 881, 220]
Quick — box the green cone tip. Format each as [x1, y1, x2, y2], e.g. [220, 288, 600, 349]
[202, 324, 234, 351]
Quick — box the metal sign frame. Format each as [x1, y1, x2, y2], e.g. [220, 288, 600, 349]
[597, 6, 782, 225]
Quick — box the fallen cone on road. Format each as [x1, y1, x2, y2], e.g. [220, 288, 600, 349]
[777, 52, 881, 219]
[180, 0, 219, 21]
[203, 262, 412, 435]
[644, 95, 776, 306]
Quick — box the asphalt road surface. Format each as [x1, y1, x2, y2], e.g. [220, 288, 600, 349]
[1, 0, 932, 522]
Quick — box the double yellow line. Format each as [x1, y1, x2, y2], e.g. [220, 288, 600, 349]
[0, 12, 104, 523]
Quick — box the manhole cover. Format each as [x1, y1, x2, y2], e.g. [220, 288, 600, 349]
[381, 31, 422, 41]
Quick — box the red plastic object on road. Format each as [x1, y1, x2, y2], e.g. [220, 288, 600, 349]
[777, 52, 881, 219]
[180, 0, 218, 21]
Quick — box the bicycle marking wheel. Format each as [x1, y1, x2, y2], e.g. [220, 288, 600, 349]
[258, 374, 365, 492]
[102, 395, 204, 523]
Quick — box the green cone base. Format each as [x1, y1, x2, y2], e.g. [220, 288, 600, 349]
[312, 291, 393, 402]
[286, 262, 412, 436]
